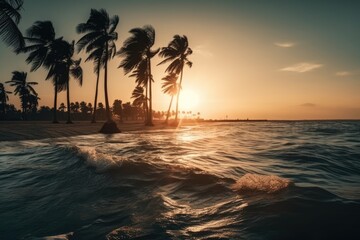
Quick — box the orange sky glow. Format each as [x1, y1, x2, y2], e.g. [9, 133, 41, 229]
[0, 0, 359, 120]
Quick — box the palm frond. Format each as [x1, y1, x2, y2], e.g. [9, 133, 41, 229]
[76, 31, 101, 53]
[0, 0, 24, 49]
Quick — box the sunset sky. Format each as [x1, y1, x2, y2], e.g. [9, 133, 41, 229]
[1, 0, 359, 120]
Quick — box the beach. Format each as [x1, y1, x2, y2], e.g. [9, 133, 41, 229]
[0, 120, 203, 141]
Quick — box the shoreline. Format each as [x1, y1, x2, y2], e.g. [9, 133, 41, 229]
[1, 119, 359, 142]
[0, 120, 203, 142]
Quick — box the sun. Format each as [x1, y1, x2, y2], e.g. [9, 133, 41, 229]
[179, 89, 200, 111]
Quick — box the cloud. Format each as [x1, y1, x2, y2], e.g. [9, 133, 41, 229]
[274, 42, 296, 48]
[281, 62, 323, 73]
[300, 103, 316, 107]
[336, 71, 352, 77]
[193, 45, 213, 58]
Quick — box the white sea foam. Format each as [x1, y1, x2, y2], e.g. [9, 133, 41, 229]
[232, 173, 292, 193]
[73, 146, 123, 172]
[40, 232, 74, 240]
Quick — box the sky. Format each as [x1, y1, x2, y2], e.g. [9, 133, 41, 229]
[1, 0, 359, 120]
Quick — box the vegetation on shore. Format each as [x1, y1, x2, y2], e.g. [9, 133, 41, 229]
[0, 1, 194, 132]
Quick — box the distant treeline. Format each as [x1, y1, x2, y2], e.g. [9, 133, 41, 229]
[0, 99, 201, 122]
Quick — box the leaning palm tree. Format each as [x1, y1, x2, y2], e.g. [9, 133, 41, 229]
[76, 23, 103, 123]
[47, 40, 83, 124]
[118, 25, 159, 126]
[161, 73, 178, 124]
[76, 9, 120, 133]
[0, 0, 24, 50]
[85, 50, 101, 123]
[6, 71, 38, 119]
[158, 35, 192, 122]
[0, 83, 11, 114]
[131, 85, 147, 120]
[19, 21, 63, 123]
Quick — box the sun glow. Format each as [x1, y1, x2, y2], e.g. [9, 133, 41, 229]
[179, 89, 200, 111]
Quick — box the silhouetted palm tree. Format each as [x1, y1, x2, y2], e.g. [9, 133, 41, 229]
[131, 85, 146, 120]
[112, 99, 123, 122]
[80, 101, 87, 114]
[159, 35, 192, 122]
[28, 92, 39, 113]
[76, 9, 119, 133]
[161, 73, 178, 123]
[118, 25, 159, 126]
[6, 71, 37, 119]
[77, 14, 104, 123]
[47, 40, 82, 124]
[0, 0, 24, 50]
[128, 61, 149, 118]
[59, 102, 66, 112]
[0, 83, 11, 114]
[19, 21, 63, 123]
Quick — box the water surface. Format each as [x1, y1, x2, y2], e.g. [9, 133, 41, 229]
[1, 121, 359, 239]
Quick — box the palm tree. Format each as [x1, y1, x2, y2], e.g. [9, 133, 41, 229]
[6, 71, 37, 119]
[76, 13, 104, 123]
[128, 61, 149, 119]
[28, 92, 39, 113]
[0, 0, 24, 50]
[158, 35, 192, 122]
[46, 40, 82, 124]
[118, 25, 159, 126]
[161, 73, 178, 124]
[76, 9, 120, 133]
[131, 85, 146, 120]
[0, 83, 11, 114]
[59, 102, 66, 112]
[19, 21, 63, 123]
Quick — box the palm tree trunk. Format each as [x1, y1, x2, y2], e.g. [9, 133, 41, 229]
[91, 64, 100, 123]
[22, 105, 26, 120]
[146, 58, 153, 126]
[1, 97, 6, 115]
[145, 82, 148, 124]
[21, 95, 26, 120]
[175, 68, 184, 122]
[165, 95, 174, 124]
[99, 42, 120, 134]
[53, 79, 59, 123]
[1, 102, 5, 115]
[104, 42, 111, 122]
[66, 80, 72, 124]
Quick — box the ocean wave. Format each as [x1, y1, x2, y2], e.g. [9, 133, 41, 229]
[69, 146, 124, 172]
[31, 232, 74, 240]
[67, 144, 294, 196]
[231, 173, 293, 193]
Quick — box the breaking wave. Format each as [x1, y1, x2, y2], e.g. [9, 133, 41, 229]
[232, 173, 292, 193]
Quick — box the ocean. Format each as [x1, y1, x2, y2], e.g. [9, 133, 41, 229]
[0, 121, 359, 239]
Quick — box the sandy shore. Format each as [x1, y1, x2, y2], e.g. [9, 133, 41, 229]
[0, 120, 202, 141]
